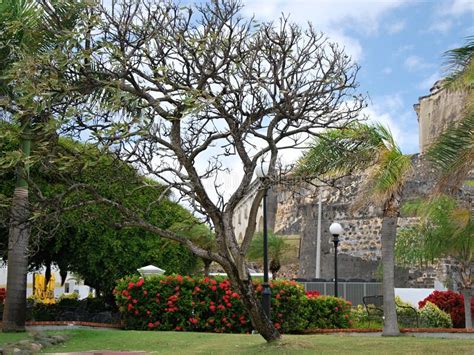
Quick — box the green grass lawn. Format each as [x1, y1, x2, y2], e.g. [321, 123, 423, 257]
[0, 332, 31, 345]
[8, 329, 467, 354]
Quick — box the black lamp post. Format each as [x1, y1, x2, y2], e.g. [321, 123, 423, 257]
[329, 222, 343, 298]
[256, 161, 271, 319]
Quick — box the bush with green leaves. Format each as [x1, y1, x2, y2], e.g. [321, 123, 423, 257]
[419, 302, 453, 328]
[305, 295, 352, 329]
[114, 275, 353, 333]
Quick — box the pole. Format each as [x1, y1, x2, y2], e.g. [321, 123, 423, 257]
[262, 191, 271, 319]
[316, 191, 322, 278]
[334, 237, 339, 298]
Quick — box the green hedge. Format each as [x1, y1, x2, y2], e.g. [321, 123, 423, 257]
[114, 275, 352, 333]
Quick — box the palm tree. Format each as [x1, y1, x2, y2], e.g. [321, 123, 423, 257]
[297, 123, 412, 336]
[424, 37, 474, 328]
[397, 196, 472, 328]
[247, 231, 292, 279]
[0, 0, 80, 331]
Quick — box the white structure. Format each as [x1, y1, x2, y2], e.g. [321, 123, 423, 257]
[137, 265, 165, 277]
[232, 182, 264, 243]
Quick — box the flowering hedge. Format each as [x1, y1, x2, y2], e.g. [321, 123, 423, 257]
[419, 290, 474, 328]
[114, 275, 352, 333]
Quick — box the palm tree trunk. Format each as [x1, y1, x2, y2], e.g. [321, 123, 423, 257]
[461, 288, 472, 329]
[381, 216, 400, 336]
[2, 120, 32, 332]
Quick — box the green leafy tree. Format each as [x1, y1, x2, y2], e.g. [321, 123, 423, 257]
[1, 135, 203, 303]
[247, 231, 292, 279]
[169, 221, 215, 276]
[297, 123, 412, 336]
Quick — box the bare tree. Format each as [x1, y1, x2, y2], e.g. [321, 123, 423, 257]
[11, 0, 366, 341]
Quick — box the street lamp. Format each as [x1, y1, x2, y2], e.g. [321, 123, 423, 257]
[329, 222, 343, 298]
[255, 161, 271, 319]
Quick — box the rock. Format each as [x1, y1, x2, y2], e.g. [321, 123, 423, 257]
[51, 334, 67, 342]
[29, 343, 42, 352]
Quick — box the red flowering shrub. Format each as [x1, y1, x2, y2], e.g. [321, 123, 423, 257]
[115, 275, 352, 333]
[0, 288, 5, 304]
[419, 290, 474, 328]
[305, 290, 320, 299]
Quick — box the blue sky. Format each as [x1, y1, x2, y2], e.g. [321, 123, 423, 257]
[242, 0, 474, 154]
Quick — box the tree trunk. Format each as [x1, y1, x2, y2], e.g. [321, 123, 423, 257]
[2, 187, 31, 332]
[225, 264, 280, 342]
[461, 288, 473, 329]
[237, 278, 281, 341]
[203, 258, 212, 277]
[381, 216, 400, 336]
[3, 120, 32, 332]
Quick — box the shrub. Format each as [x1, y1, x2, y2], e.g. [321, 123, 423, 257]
[114, 275, 352, 333]
[419, 290, 474, 328]
[305, 290, 320, 298]
[305, 296, 352, 329]
[419, 302, 452, 328]
[0, 288, 5, 304]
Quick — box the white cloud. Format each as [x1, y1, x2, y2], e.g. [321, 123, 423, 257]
[443, 0, 474, 16]
[396, 44, 414, 55]
[404, 55, 433, 71]
[426, 19, 453, 34]
[418, 71, 442, 90]
[363, 101, 419, 153]
[387, 20, 406, 34]
[242, 0, 409, 62]
[427, 0, 474, 34]
[382, 67, 393, 75]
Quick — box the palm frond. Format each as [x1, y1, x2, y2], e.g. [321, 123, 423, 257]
[295, 123, 388, 177]
[443, 36, 474, 90]
[427, 112, 474, 192]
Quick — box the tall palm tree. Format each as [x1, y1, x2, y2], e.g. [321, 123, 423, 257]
[0, 0, 80, 331]
[297, 123, 412, 336]
[425, 37, 474, 328]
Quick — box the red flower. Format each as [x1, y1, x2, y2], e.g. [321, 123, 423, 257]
[275, 323, 281, 329]
[210, 286, 217, 291]
[146, 310, 151, 315]
[127, 303, 133, 311]
[143, 290, 148, 296]
[122, 290, 129, 296]
[148, 322, 154, 328]
[175, 326, 182, 331]
[127, 282, 135, 290]
[210, 305, 216, 312]
[176, 275, 183, 282]
[132, 299, 138, 304]
[231, 292, 239, 299]
[136, 278, 144, 287]
[134, 310, 139, 315]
